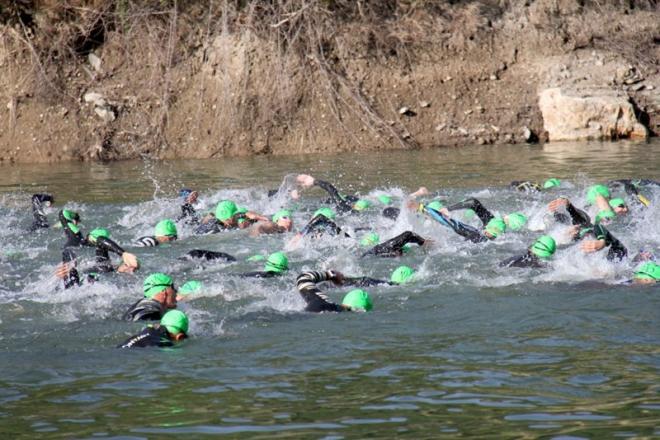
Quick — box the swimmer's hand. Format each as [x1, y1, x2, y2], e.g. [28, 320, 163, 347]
[121, 252, 139, 270]
[409, 186, 429, 199]
[580, 239, 606, 253]
[117, 263, 137, 273]
[548, 197, 569, 212]
[296, 174, 315, 188]
[185, 191, 199, 204]
[327, 270, 345, 285]
[55, 262, 72, 279]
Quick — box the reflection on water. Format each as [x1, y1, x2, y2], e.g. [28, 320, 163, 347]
[0, 140, 658, 438]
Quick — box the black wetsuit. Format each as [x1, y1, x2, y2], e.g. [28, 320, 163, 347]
[181, 249, 236, 262]
[59, 211, 92, 289]
[117, 325, 175, 348]
[122, 298, 166, 321]
[176, 202, 199, 225]
[500, 251, 545, 268]
[29, 193, 53, 231]
[424, 206, 489, 243]
[314, 179, 358, 214]
[300, 215, 347, 238]
[234, 271, 281, 278]
[577, 224, 627, 262]
[447, 198, 495, 225]
[90, 237, 125, 273]
[135, 236, 160, 247]
[554, 201, 591, 227]
[361, 231, 426, 257]
[341, 276, 392, 287]
[296, 271, 345, 313]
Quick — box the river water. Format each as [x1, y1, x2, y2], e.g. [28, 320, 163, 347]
[0, 141, 658, 438]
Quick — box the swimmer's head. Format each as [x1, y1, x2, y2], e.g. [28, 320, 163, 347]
[391, 266, 415, 285]
[154, 219, 178, 240]
[272, 209, 293, 230]
[543, 178, 561, 189]
[62, 209, 80, 223]
[313, 207, 336, 220]
[144, 273, 175, 298]
[341, 289, 373, 312]
[505, 212, 527, 231]
[378, 195, 392, 205]
[530, 235, 556, 260]
[426, 200, 444, 212]
[633, 262, 660, 283]
[216, 200, 238, 222]
[360, 232, 380, 247]
[179, 280, 202, 296]
[87, 228, 110, 244]
[265, 252, 289, 274]
[594, 209, 616, 225]
[484, 217, 506, 238]
[586, 184, 610, 205]
[608, 198, 628, 214]
[353, 199, 371, 211]
[160, 310, 189, 338]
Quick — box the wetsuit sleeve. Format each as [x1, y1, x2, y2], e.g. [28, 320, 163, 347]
[29, 193, 53, 231]
[362, 231, 426, 257]
[499, 251, 544, 268]
[565, 203, 592, 227]
[122, 298, 165, 321]
[135, 236, 159, 247]
[118, 326, 173, 348]
[296, 271, 344, 313]
[234, 271, 277, 278]
[62, 248, 81, 289]
[183, 250, 236, 262]
[447, 198, 494, 226]
[314, 180, 353, 213]
[425, 207, 487, 243]
[96, 237, 125, 256]
[342, 276, 392, 287]
[593, 225, 627, 262]
[176, 203, 199, 224]
[300, 215, 342, 237]
[194, 220, 224, 235]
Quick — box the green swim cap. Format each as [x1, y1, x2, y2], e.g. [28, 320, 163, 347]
[264, 251, 288, 273]
[360, 232, 380, 247]
[179, 280, 202, 296]
[88, 228, 110, 243]
[463, 209, 476, 220]
[378, 195, 392, 205]
[586, 184, 610, 205]
[391, 266, 415, 285]
[609, 198, 626, 209]
[160, 310, 189, 335]
[143, 273, 174, 298]
[594, 209, 616, 224]
[485, 217, 506, 238]
[215, 200, 238, 222]
[506, 212, 528, 231]
[530, 235, 556, 260]
[353, 199, 371, 211]
[543, 178, 561, 189]
[633, 262, 660, 281]
[402, 244, 412, 253]
[426, 200, 444, 211]
[62, 209, 80, 222]
[246, 254, 266, 262]
[272, 209, 291, 223]
[341, 289, 373, 311]
[313, 207, 336, 220]
[154, 219, 177, 238]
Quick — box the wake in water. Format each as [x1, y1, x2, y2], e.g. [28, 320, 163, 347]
[0, 173, 658, 346]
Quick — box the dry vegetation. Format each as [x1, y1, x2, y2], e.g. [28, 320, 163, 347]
[0, 0, 658, 162]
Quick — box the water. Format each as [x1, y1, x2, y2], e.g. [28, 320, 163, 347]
[0, 141, 659, 438]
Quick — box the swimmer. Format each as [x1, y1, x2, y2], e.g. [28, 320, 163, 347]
[510, 178, 561, 192]
[28, 193, 54, 231]
[631, 261, 659, 285]
[234, 252, 289, 278]
[118, 310, 189, 348]
[338, 265, 416, 287]
[500, 235, 557, 268]
[297, 270, 373, 312]
[135, 219, 178, 247]
[248, 210, 294, 236]
[122, 273, 178, 321]
[176, 188, 200, 225]
[411, 201, 505, 243]
[361, 231, 429, 257]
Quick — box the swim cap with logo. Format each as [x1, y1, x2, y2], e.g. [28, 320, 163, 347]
[633, 262, 660, 281]
[594, 210, 616, 224]
[155, 219, 177, 238]
[609, 198, 626, 209]
[272, 209, 291, 223]
[586, 184, 610, 205]
[530, 235, 556, 260]
[313, 207, 336, 220]
[143, 273, 174, 298]
[506, 212, 528, 231]
[543, 178, 561, 189]
[179, 280, 202, 296]
[378, 195, 392, 205]
[215, 200, 238, 222]
[160, 310, 189, 335]
[426, 201, 444, 212]
[264, 252, 289, 274]
[353, 200, 371, 211]
[341, 289, 373, 311]
[360, 232, 380, 247]
[485, 218, 506, 238]
[391, 266, 415, 284]
[88, 228, 110, 243]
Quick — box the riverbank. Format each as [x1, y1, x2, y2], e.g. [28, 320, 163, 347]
[1, 1, 658, 163]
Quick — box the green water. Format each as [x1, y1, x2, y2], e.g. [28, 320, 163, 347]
[0, 141, 658, 438]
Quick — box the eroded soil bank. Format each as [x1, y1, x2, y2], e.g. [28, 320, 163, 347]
[0, 1, 658, 163]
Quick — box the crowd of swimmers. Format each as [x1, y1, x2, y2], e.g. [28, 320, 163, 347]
[25, 175, 659, 348]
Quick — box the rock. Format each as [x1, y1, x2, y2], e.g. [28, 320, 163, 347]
[458, 127, 469, 136]
[435, 123, 446, 131]
[489, 74, 498, 81]
[419, 100, 430, 108]
[538, 88, 648, 141]
[84, 92, 106, 107]
[464, 109, 473, 115]
[631, 83, 645, 91]
[477, 137, 487, 145]
[95, 107, 116, 123]
[88, 53, 102, 72]
[398, 107, 416, 117]
[522, 126, 538, 143]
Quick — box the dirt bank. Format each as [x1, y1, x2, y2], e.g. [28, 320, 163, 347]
[0, 1, 658, 163]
